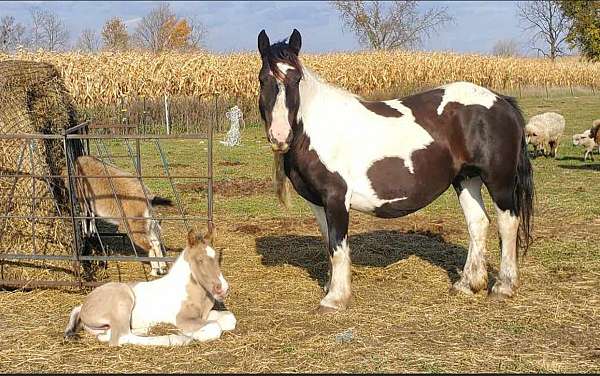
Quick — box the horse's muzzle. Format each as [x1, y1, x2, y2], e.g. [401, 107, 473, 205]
[271, 142, 289, 153]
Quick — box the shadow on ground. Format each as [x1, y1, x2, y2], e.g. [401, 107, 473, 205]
[558, 163, 600, 171]
[256, 230, 468, 288]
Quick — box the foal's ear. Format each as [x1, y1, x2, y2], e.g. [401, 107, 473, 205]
[288, 29, 301, 55]
[202, 222, 216, 245]
[187, 228, 199, 248]
[258, 29, 270, 57]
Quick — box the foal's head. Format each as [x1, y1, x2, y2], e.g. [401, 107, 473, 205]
[184, 225, 229, 302]
[257, 29, 303, 154]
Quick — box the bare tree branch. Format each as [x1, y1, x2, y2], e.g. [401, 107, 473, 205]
[76, 28, 100, 53]
[28, 7, 69, 51]
[517, 0, 571, 60]
[331, 0, 453, 50]
[0, 16, 27, 53]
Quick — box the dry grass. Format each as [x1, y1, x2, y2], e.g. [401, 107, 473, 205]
[0, 51, 598, 108]
[1, 96, 599, 372]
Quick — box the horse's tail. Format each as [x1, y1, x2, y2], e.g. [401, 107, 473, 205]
[273, 152, 292, 208]
[504, 95, 535, 256]
[150, 196, 173, 207]
[64, 305, 82, 340]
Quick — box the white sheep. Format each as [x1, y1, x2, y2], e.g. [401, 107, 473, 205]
[525, 112, 565, 158]
[572, 130, 597, 162]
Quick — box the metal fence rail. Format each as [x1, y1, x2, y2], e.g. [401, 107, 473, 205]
[0, 97, 215, 289]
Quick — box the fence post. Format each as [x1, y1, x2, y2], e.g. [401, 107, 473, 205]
[164, 94, 171, 135]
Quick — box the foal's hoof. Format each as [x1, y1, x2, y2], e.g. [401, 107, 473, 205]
[316, 305, 340, 315]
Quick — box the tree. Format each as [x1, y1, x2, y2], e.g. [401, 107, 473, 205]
[186, 16, 207, 51]
[330, 0, 453, 50]
[558, 0, 600, 61]
[76, 28, 100, 53]
[516, 1, 570, 60]
[101, 17, 129, 51]
[491, 39, 522, 57]
[134, 3, 203, 52]
[0, 16, 27, 52]
[29, 7, 69, 51]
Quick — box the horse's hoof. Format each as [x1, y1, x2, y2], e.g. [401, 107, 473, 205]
[450, 280, 474, 296]
[316, 305, 340, 315]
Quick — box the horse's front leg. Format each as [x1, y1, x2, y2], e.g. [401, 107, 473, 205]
[318, 194, 351, 314]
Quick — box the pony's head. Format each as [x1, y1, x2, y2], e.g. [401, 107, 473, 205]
[184, 224, 229, 302]
[257, 29, 303, 154]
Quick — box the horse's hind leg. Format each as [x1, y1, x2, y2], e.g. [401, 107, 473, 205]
[452, 176, 489, 295]
[484, 180, 520, 299]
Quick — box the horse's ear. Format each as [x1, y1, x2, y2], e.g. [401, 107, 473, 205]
[187, 228, 199, 248]
[258, 29, 270, 57]
[288, 29, 301, 55]
[203, 222, 216, 245]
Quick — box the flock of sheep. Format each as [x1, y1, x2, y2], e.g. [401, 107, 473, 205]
[525, 112, 600, 162]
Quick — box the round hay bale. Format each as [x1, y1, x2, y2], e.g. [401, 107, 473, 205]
[0, 60, 84, 286]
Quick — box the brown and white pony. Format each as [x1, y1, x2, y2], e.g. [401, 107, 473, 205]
[257, 29, 534, 313]
[64, 225, 235, 346]
[72, 155, 171, 276]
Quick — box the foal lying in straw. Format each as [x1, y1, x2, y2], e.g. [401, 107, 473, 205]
[64, 225, 236, 346]
[71, 155, 172, 276]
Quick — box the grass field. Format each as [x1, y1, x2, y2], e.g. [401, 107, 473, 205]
[1, 95, 599, 373]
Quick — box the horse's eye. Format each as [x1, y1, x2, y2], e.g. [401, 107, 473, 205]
[532, 133, 537, 136]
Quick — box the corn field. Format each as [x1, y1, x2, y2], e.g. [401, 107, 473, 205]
[1, 51, 599, 108]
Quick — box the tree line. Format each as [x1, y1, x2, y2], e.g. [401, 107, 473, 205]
[1, 1, 597, 61]
[0, 3, 205, 53]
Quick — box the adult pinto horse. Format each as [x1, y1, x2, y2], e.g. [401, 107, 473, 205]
[257, 29, 534, 313]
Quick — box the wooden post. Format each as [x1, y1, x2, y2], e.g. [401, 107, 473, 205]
[164, 94, 171, 135]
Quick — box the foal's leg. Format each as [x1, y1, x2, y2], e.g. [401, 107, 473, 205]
[207, 310, 237, 331]
[452, 177, 489, 295]
[318, 194, 352, 313]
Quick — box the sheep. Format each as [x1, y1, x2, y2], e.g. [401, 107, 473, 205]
[525, 112, 565, 158]
[572, 130, 597, 162]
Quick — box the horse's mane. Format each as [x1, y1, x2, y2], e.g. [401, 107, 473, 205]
[265, 40, 303, 80]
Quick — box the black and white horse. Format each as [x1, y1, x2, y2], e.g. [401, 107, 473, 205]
[257, 29, 534, 313]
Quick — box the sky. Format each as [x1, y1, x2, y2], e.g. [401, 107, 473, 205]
[0, 1, 532, 55]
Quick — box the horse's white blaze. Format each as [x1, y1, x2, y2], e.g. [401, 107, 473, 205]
[218, 273, 229, 295]
[276, 62, 294, 74]
[320, 237, 351, 309]
[270, 82, 291, 144]
[206, 245, 216, 258]
[297, 68, 433, 212]
[437, 81, 497, 115]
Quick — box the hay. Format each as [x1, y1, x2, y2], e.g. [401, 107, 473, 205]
[0, 60, 81, 284]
